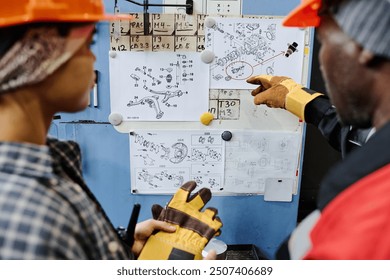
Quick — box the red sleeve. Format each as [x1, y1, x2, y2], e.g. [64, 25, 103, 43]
[304, 164, 390, 260]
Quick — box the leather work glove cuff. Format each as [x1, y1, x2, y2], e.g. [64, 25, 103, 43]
[285, 87, 323, 121]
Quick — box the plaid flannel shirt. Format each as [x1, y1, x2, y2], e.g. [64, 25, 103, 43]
[0, 138, 131, 259]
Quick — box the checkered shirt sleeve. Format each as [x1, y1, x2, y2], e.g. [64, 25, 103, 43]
[0, 139, 131, 259]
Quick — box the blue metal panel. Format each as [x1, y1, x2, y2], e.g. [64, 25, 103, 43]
[52, 0, 304, 259]
[242, 0, 300, 15]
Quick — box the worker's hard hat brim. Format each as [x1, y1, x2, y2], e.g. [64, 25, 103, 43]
[283, 0, 321, 27]
[0, 13, 133, 28]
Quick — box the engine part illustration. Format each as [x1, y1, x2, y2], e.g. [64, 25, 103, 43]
[119, 53, 204, 120]
[145, 87, 187, 104]
[160, 145, 170, 160]
[192, 147, 222, 162]
[136, 169, 184, 189]
[130, 131, 225, 193]
[205, 17, 306, 89]
[225, 61, 254, 80]
[137, 154, 155, 166]
[285, 42, 298, 57]
[127, 96, 164, 119]
[170, 142, 188, 164]
[265, 24, 276, 41]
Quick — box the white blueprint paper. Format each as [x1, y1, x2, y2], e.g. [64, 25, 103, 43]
[205, 17, 306, 89]
[129, 130, 226, 194]
[224, 130, 301, 196]
[110, 52, 209, 121]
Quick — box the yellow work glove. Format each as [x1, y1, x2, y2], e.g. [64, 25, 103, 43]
[138, 181, 223, 260]
[246, 75, 323, 121]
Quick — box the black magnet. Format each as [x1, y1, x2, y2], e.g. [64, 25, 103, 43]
[221, 131, 233, 141]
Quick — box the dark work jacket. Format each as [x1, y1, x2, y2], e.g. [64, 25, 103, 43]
[304, 96, 373, 157]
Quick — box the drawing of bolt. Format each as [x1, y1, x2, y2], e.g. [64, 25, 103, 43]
[285, 42, 298, 57]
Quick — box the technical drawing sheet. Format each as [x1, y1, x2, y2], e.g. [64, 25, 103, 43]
[109, 52, 209, 121]
[205, 17, 306, 89]
[108, 13, 310, 199]
[129, 130, 226, 194]
[224, 130, 301, 199]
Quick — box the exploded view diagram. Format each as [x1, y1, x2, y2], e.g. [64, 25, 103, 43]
[109, 51, 209, 121]
[129, 130, 225, 194]
[205, 17, 306, 89]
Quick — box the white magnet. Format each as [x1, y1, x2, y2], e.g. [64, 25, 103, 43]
[108, 112, 123, 126]
[109, 51, 117, 58]
[204, 17, 216, 28]
[200, 49, 215, 64]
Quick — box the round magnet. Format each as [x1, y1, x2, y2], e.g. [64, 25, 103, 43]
[200, 49, 215, 64]
[108, 112, 123, 126]
[109, 51, 117, 58]
[221, 131, 233, 141]
[204, 17, 216, 28]
[200, 112, 214, 125]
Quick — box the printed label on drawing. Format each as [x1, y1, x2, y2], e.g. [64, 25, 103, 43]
[205, 17, 306, 89]
[129, 130, 225, 194]
[110, 52, 209, 121]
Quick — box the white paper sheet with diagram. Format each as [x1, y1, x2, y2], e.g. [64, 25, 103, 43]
[129, 130, 226, 194]
[108, 13, 310, 199]
[129, 128, 301, 199]
[109, 52, 209, 121]
[224, 130, 301, 200]
[205, 17, 306, 89]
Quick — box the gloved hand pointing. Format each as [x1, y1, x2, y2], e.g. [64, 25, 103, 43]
[137, 181, 223, 260]
[246, 75, 323, 121]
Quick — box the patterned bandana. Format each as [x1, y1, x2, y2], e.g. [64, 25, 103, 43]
[0, 24, 94, 93]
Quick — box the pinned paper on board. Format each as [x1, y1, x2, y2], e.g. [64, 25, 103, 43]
[205, 17, 306, 89]
[224, 130, 301, 197]
[108, 13, 311, 200]
[109, 52, 209, 121]
[129, 129, 301, 199]
[129, 130, 226, 194]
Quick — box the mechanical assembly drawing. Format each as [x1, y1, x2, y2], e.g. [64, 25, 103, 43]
[205, 17, 306, 89]
[223, 131, 301, 194]
[129, 130, 226, 194]
[109, 52, 209, 121]
[126, 55, 192, 119]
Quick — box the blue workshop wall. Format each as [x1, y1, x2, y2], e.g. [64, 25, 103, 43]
[51, 0, 305, 259]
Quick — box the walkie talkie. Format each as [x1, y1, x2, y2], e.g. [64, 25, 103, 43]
[117, 203, 141, 248]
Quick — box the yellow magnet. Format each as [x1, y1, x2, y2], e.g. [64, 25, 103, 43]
[200, 112, 214, 125]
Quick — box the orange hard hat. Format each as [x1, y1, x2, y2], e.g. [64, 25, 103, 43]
[283, 0, 322, 27]
[0, 0, 133, 28]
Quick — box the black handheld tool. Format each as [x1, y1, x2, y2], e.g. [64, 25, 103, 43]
[124, 203, 141, 248]
[93, 70, 99, 107]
